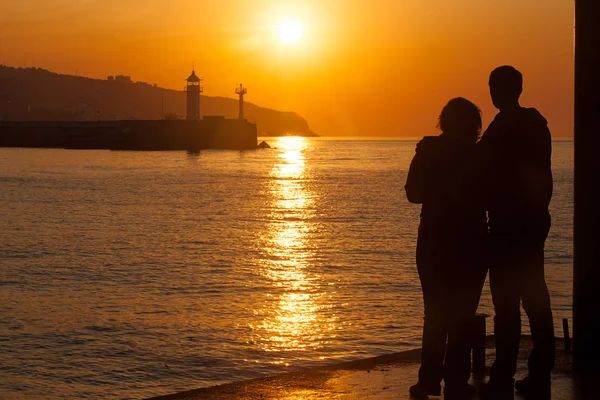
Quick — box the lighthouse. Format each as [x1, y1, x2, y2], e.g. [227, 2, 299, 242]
[235, 84, 247, 120]
[186, 69, 203, 120]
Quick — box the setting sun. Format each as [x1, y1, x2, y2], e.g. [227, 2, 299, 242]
[278, 20, 304, 44]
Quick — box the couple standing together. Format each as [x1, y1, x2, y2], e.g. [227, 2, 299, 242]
[406, 66, 555, 400]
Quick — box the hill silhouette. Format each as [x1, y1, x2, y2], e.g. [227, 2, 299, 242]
[0, 66, 316, 136]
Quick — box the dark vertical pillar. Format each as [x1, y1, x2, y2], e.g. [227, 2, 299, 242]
[573, 0, 600, 371]
[239, 94, 244, 120]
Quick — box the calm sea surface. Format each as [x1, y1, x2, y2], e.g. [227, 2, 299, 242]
[0, 138, 573, 399]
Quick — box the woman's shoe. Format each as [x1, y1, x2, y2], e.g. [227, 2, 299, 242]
[514, 375, 551, 399]
[409, 382, 442, 399]
[444, 383, 476, 400]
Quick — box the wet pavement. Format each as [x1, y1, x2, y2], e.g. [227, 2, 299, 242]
[148, 337, 590, 400]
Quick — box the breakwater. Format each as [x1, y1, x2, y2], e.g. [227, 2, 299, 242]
[0, 118, 257, 150]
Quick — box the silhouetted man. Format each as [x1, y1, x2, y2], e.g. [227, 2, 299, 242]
[479, 66, 555, 400]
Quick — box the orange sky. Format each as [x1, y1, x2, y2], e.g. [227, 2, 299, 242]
[0, 0, 574, 136]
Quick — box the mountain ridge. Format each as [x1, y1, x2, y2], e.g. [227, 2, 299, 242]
[0, 66, 316, 136]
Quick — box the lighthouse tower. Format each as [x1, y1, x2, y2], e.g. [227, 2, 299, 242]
[186, 69, 203, 121]
[235, 84, 248, 120]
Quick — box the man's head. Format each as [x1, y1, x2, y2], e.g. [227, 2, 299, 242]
[489, 65, 522, 110]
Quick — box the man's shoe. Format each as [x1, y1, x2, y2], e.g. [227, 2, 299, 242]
[480, 379, 515, 399]
[514, 375, 551, 399]
[444, 383, 476, 400]
[409, 382, 441, 399]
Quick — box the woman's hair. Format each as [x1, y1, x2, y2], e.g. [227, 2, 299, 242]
[438, 97, 482, 142]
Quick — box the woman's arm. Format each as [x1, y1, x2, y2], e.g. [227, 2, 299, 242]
[405, 141, 429, 204]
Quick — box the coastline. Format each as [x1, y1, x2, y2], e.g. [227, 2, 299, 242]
[146, 347, 422, 400]
[146, 336, 575, 400]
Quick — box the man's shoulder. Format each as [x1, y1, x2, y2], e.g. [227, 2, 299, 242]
[520, 107, 548, 127]
[520, 108, 552, 145]
[483, 107, 549, 138]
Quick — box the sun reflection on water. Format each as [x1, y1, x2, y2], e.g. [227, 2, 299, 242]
[250, 137, 337, 361]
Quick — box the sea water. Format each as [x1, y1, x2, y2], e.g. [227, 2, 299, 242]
[0, 138, 573, 399]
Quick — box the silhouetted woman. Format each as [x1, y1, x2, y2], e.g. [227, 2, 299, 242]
[405, 98, 488, 400]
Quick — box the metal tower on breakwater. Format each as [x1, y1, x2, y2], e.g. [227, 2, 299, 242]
[235, 84, 247, 120]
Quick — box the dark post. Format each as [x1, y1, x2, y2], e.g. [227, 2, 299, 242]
[563, 318, 571, 354]
[471, 314, 487, 379]
[573, 0, 600, 371]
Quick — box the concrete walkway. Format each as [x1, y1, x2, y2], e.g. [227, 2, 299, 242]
[148, 337, 588, 400]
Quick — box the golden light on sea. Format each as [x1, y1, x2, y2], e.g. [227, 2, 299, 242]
[250, 137, 337, 360]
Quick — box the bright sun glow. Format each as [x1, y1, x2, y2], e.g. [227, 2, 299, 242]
[278, 20, 303, 44]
